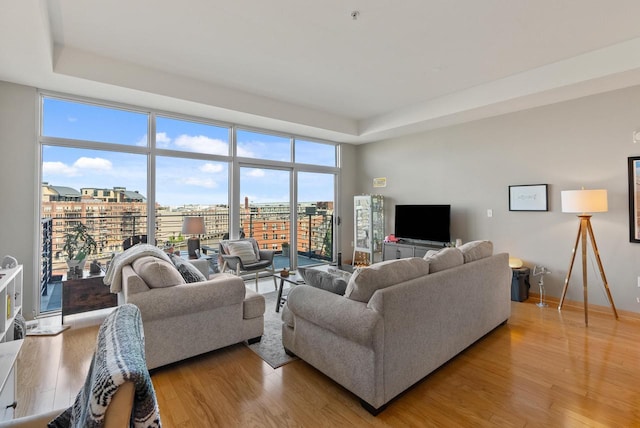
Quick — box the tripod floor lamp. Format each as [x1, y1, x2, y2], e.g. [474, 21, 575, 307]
[559, 189, 618, 326]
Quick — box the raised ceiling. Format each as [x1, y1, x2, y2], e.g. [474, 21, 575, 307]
[3, 1, 640, 143]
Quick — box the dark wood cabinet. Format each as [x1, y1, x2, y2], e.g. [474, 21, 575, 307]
[62, 274, 116, 318]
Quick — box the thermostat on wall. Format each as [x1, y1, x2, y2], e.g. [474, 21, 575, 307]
[373, 177, 387, 188]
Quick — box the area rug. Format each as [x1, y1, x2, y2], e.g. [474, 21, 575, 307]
[246, 291, 299, 369]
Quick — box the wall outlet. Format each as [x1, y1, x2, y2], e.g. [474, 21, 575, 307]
[637, 297, 640, 303]
[637, 276, 640, 287]
[487, 209, 493, 218]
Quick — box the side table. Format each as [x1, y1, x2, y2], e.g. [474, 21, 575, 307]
[275, 272, 305, 313]
[511, 267, 530, 302]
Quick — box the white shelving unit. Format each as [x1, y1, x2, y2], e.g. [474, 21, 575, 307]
[0, 265, 23, 343]
[353, 195, 384, 266]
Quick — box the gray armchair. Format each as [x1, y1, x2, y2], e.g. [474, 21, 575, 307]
[219, 238, 278, 291]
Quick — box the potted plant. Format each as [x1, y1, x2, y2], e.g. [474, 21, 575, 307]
[63, 223, 97, 271]
[281, 242, 290, 257]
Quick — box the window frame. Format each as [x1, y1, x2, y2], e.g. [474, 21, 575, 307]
[37, 90, 342, 315]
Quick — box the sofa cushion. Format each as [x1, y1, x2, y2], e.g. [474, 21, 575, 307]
[298, 267, 349, 296]
[168, 254, 207, 283]
[243, 288, 266, 319]
[423, 247, 464, 273]
[344, 257, 431, 303]
[226, 240, 259, 264]
[131, 256, 185, 288]
[458, 240, 493, 263]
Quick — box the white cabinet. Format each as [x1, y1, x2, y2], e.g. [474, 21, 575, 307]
[0, 339, 22, 421]
[382, 242, 442, 261]
[0, 265, 23, 343]
[353, 195, 384, 266]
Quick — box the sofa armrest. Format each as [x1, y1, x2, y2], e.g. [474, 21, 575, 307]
[128, 273, 246, 321]
[287, 285, 382, 348]
[121, 264, 150, 299]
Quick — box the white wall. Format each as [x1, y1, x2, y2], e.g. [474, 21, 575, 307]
[355, 85, 640, 314]
[0, 81, 37, 319]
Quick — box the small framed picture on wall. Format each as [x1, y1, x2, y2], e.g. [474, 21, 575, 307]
[508, 184, 548, 211]
[628, 157, 640, 242]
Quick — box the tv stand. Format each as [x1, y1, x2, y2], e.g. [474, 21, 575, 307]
[383, 241, 445, 261]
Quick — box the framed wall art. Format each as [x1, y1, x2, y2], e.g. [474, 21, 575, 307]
[628, 157, 640, 242]
[509, 184, 548, 211]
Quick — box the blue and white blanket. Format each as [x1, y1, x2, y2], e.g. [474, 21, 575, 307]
[48, 304, 162, 428]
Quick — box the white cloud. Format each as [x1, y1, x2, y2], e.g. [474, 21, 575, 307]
[42, 161, 78, 177]
[181, 177, 218, 189]
[247, 169, 265, 178]
[156, 132, 171, 148]
[237, 146, 253, 157]
[73, 157, 113, 171]
[200, 163, 224, 174]
[174, 134, 229, 155]
[67, 116, 78, 122]
[134, 132, 172, 147]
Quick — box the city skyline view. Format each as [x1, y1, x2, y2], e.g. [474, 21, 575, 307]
[41, 97, 336, 207]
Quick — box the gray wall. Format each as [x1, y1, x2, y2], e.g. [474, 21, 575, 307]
[4, 77, 640, 316]
[0, 79, 360, 319]
[355, 85, 640, 314]
[338, 143, 357, 265]
[0, 81, 37, 319]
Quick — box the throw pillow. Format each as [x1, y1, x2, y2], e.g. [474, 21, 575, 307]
[132, 256, 185, 288]
[423, 247, 464, 273]
[344, 257, 431, 303]
[168, 254, 207, 283]
[458, 240, 493, 263]
[424, 247, 464, 273]
[226, 240, 259, 265]
[298, 267, 349, 295]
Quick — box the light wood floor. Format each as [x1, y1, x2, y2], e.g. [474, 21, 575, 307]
[15, 297, 640, 427]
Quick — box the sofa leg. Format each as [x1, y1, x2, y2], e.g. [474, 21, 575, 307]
[360, 399, 387, 416]
[247, 336, 262, 345]
[283, 347, 296, 357]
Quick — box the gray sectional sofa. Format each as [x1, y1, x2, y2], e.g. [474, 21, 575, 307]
[281, 241, 511, 414]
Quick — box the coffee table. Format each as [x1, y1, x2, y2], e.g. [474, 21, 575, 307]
[274, 264, 354, 312]
[275, 271, 305, 312]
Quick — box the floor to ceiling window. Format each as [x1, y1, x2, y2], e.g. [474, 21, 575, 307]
[154, 116, 231, 259]
[38, 94, 340, 315]
[297, 171, 335, 265]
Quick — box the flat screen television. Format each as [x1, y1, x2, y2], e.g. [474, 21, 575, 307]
[394, 204, 451, 243]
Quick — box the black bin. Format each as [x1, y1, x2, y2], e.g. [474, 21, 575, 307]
[511, 267, 530, 302]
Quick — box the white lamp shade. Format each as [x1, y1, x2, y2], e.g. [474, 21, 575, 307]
[561, 189, 608, 213]
[182, 216, 206, 235]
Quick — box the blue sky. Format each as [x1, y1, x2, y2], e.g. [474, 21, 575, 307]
[41, 98, 335, 207]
